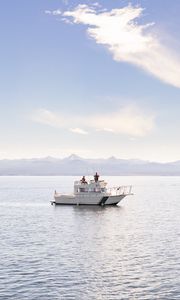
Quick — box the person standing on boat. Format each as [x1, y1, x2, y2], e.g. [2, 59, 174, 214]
[81, 176, 87, 184]
[94, 172, 99, 182]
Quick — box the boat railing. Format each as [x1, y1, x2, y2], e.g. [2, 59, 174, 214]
[74, 180, 87, 185]
[74, 180, 106, 185]
[107, 185, 133, 196]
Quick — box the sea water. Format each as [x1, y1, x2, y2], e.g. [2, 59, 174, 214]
[0, 176, 180, 299]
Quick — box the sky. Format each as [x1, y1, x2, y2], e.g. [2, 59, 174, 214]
[0, 0, 180, 162]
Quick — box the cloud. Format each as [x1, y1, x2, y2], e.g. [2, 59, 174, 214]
[56, 4, 180, 88]
[69, 127, 88, 134]
[31, 109, 64, 127]
[31, 106, 155, 137]
[45, 9, 61, 15]
[90, 106, 155, 136]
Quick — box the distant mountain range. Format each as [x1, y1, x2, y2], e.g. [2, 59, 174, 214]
[1, 154, 180, 175]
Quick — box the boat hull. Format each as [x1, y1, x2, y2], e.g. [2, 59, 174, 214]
[53, 194, 126, 206]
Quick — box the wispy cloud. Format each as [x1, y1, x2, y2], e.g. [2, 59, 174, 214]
[69, 127, 88, 135]
[45, 9, 61, 16]
[50, 3, 180, 88]
[32, 109, 63, 127]
[92, 106, 155, 136]
[31, 106, 155, 137]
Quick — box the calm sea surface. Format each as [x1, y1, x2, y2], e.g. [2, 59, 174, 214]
[0, 176, 180, 300]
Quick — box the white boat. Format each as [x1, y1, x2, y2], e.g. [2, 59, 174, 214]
[52, 175, 133, 206]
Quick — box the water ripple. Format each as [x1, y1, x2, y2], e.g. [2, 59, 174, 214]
[0, 176, 180, 299]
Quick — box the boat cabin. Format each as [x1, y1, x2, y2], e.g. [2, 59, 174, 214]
[74, 180, 107, 195]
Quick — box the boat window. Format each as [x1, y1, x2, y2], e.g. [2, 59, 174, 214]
[79, 188, 88, 192]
